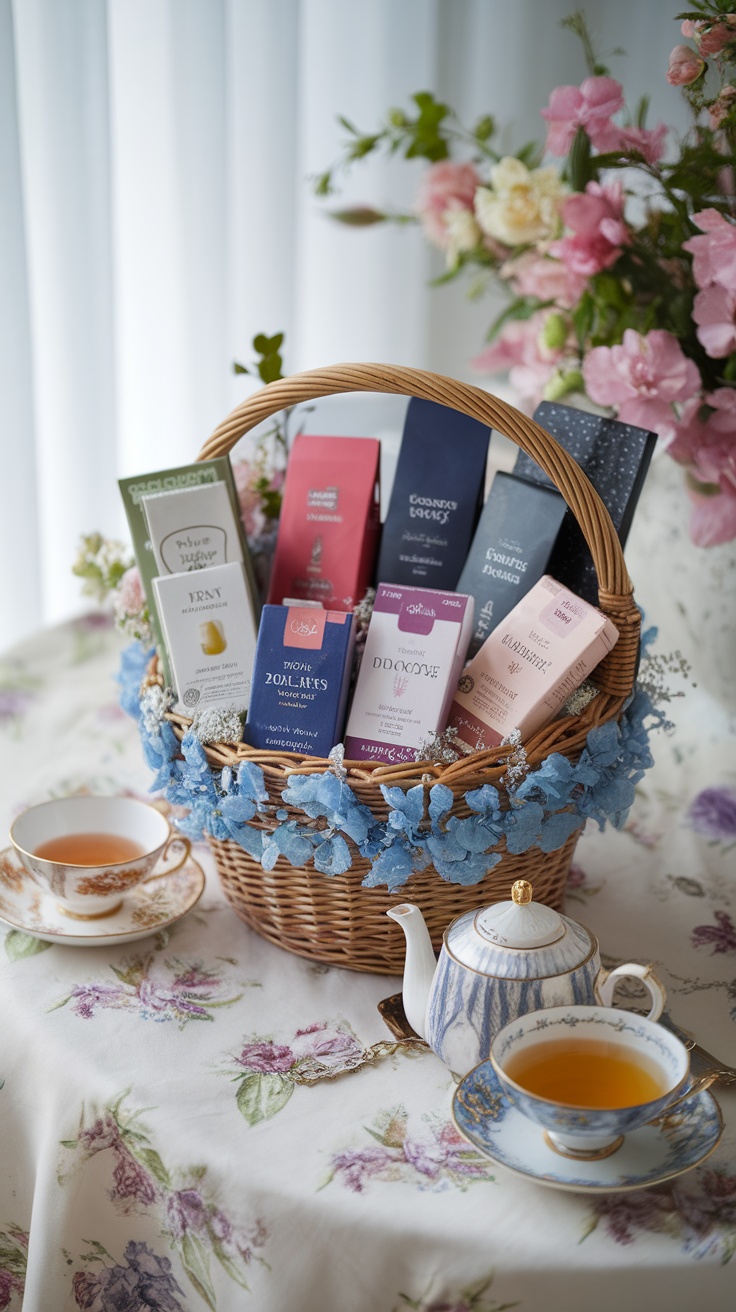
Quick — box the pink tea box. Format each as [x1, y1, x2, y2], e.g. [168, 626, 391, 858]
[267, 434, 380, 611]
[448, 575, 619, 750]
[344, 583, 474, 765]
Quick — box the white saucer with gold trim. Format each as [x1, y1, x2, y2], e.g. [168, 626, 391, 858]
[0, 845, 205, 947]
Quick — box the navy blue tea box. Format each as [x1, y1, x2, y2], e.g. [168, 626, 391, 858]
[243, 605, 356, 757]
[375, 397, 491, 590]
[513, 401, 657, 603]
[457, 471, 567, 658]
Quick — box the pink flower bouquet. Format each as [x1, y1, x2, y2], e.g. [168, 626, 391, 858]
[318, 6, 736, 546]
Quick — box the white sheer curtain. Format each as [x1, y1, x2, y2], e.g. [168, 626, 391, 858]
[1, 0, 685, 648]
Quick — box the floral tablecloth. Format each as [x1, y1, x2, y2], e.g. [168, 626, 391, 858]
[1, 589, 735, 1312]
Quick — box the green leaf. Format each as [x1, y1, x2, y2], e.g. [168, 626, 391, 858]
[484, 295, 547, 343]
[135, 1146, 170, 1187]
[235, 1072, 293, 1124]
[180, 1233, 217, 1310]
[211, 1238, 250, 1290]
[257, 353, 283, 385]
[252, 333, 270, 353]
[4, 930, 51, 961]
[233, 361, 249, 374]
[473, 114, 495, 142]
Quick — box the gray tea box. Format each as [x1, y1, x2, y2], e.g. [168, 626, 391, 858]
[457, 472, 567, 658]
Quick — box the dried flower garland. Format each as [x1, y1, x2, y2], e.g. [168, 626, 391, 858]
[118, 627, 665, 891]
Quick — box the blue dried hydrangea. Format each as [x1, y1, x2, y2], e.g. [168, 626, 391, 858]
[118, 625, 661, 891]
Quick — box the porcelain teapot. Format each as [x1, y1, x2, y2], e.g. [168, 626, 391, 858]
[387, 880, 665, 1076]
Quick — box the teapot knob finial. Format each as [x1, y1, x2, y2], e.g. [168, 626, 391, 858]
[511, 880, 533, 905]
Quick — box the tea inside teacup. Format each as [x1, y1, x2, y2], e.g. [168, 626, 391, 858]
[504, 1036, 668, 1109]
[33, 833, 147, 866]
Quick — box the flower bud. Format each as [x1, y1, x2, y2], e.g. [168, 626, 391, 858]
[543, 369, 584, 402]
[541, 311, 568, 351]
[666, 45, 705, 87]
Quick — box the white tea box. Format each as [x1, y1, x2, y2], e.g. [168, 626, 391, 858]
[344, 583, 474, 764]
[153, 561, 257, 714]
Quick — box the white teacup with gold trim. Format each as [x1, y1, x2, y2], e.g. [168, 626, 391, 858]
[8, 796, 191, 918]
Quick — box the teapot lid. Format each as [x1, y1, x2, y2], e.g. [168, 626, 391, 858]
[475, 880, 565, 949]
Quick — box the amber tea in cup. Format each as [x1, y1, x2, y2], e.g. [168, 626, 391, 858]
[504, 1036, 667, 1110]
[490, 1004, 691, 1159]
[8, 796, 191, 918]
[33, 833, 146, 866]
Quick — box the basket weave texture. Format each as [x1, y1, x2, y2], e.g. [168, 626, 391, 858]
[159, 363, 641, 975]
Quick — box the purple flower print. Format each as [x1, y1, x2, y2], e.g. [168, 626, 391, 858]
[237, 1040, 295, 1073]
[165, 1188, 208, 1241]
[56, 955, 240, 1027]
[72, 1240, 186, 1312]
[585, 1169, 736, 1261]
[0, 1269, 23, 1311]
[327, 1107, 494, 1194]
[588, 1188, 675, 1245]
[112, 1146, 158, 1207]
[691, 909, 736, 954]
[687, 786, 736, 842]
[331, 1145, 398, 1193]
[79, 1114, 122, 1154]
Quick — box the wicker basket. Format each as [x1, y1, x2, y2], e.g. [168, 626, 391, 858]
[160, 362, 640, 975]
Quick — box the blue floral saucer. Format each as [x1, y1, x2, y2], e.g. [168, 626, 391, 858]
[452, 1060, 723, 1194]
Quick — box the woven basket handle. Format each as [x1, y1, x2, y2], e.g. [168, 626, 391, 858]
[197, 361, 635, 613]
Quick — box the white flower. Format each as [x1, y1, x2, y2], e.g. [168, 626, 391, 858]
[443, 205, 482, 269]
[140, 684, 175, 734]
[190, 706, 245, 744]
[475, 157, 566, 247]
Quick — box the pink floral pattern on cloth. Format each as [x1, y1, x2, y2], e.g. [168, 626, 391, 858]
[583, 1168, 736, 1262]
[224, 1019, 365, 1124]
[59, 1095, 269, 1307]
[322, 1105, 495, 1194]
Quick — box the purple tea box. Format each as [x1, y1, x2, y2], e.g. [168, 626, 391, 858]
[243, 604, 356, 757]
[344, 583, 474, 765]
[448, 575, 619, 750]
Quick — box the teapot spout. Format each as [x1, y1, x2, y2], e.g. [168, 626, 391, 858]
[386, 903, 437, 1040]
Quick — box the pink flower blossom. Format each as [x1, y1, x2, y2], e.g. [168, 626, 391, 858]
[582, 329, 702, 441]
[472, 313, 564, 410]
[415, 160, 482, 248]
[614, 122, 668, 165]
[541, 77, 624, 155]
[709, 85, 736, 129]
[116, 565, 145, 615]
[688, 486, 736, 546]
[670, 391, 736, 490]
[502, 250, 587, 307]
[232, 459, 285, 544]
[682, 209, 736, 291]
[551, 181, 629, 277]
[112, 1146, 157, 1205]
[698, 22, 736, 57]
[237, 1039, 294, 1073]
[692, 283, 736, 356]
[667, 44, 705, 86]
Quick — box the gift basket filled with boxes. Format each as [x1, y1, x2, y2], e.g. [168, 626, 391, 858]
[115, 360, 660, 975]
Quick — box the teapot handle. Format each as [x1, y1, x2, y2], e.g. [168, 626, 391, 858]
[594, 962, 666, 1022]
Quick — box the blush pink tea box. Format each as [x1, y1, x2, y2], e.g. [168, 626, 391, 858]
[448, 575, 619, 750]
[344, 583, 474, 765]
